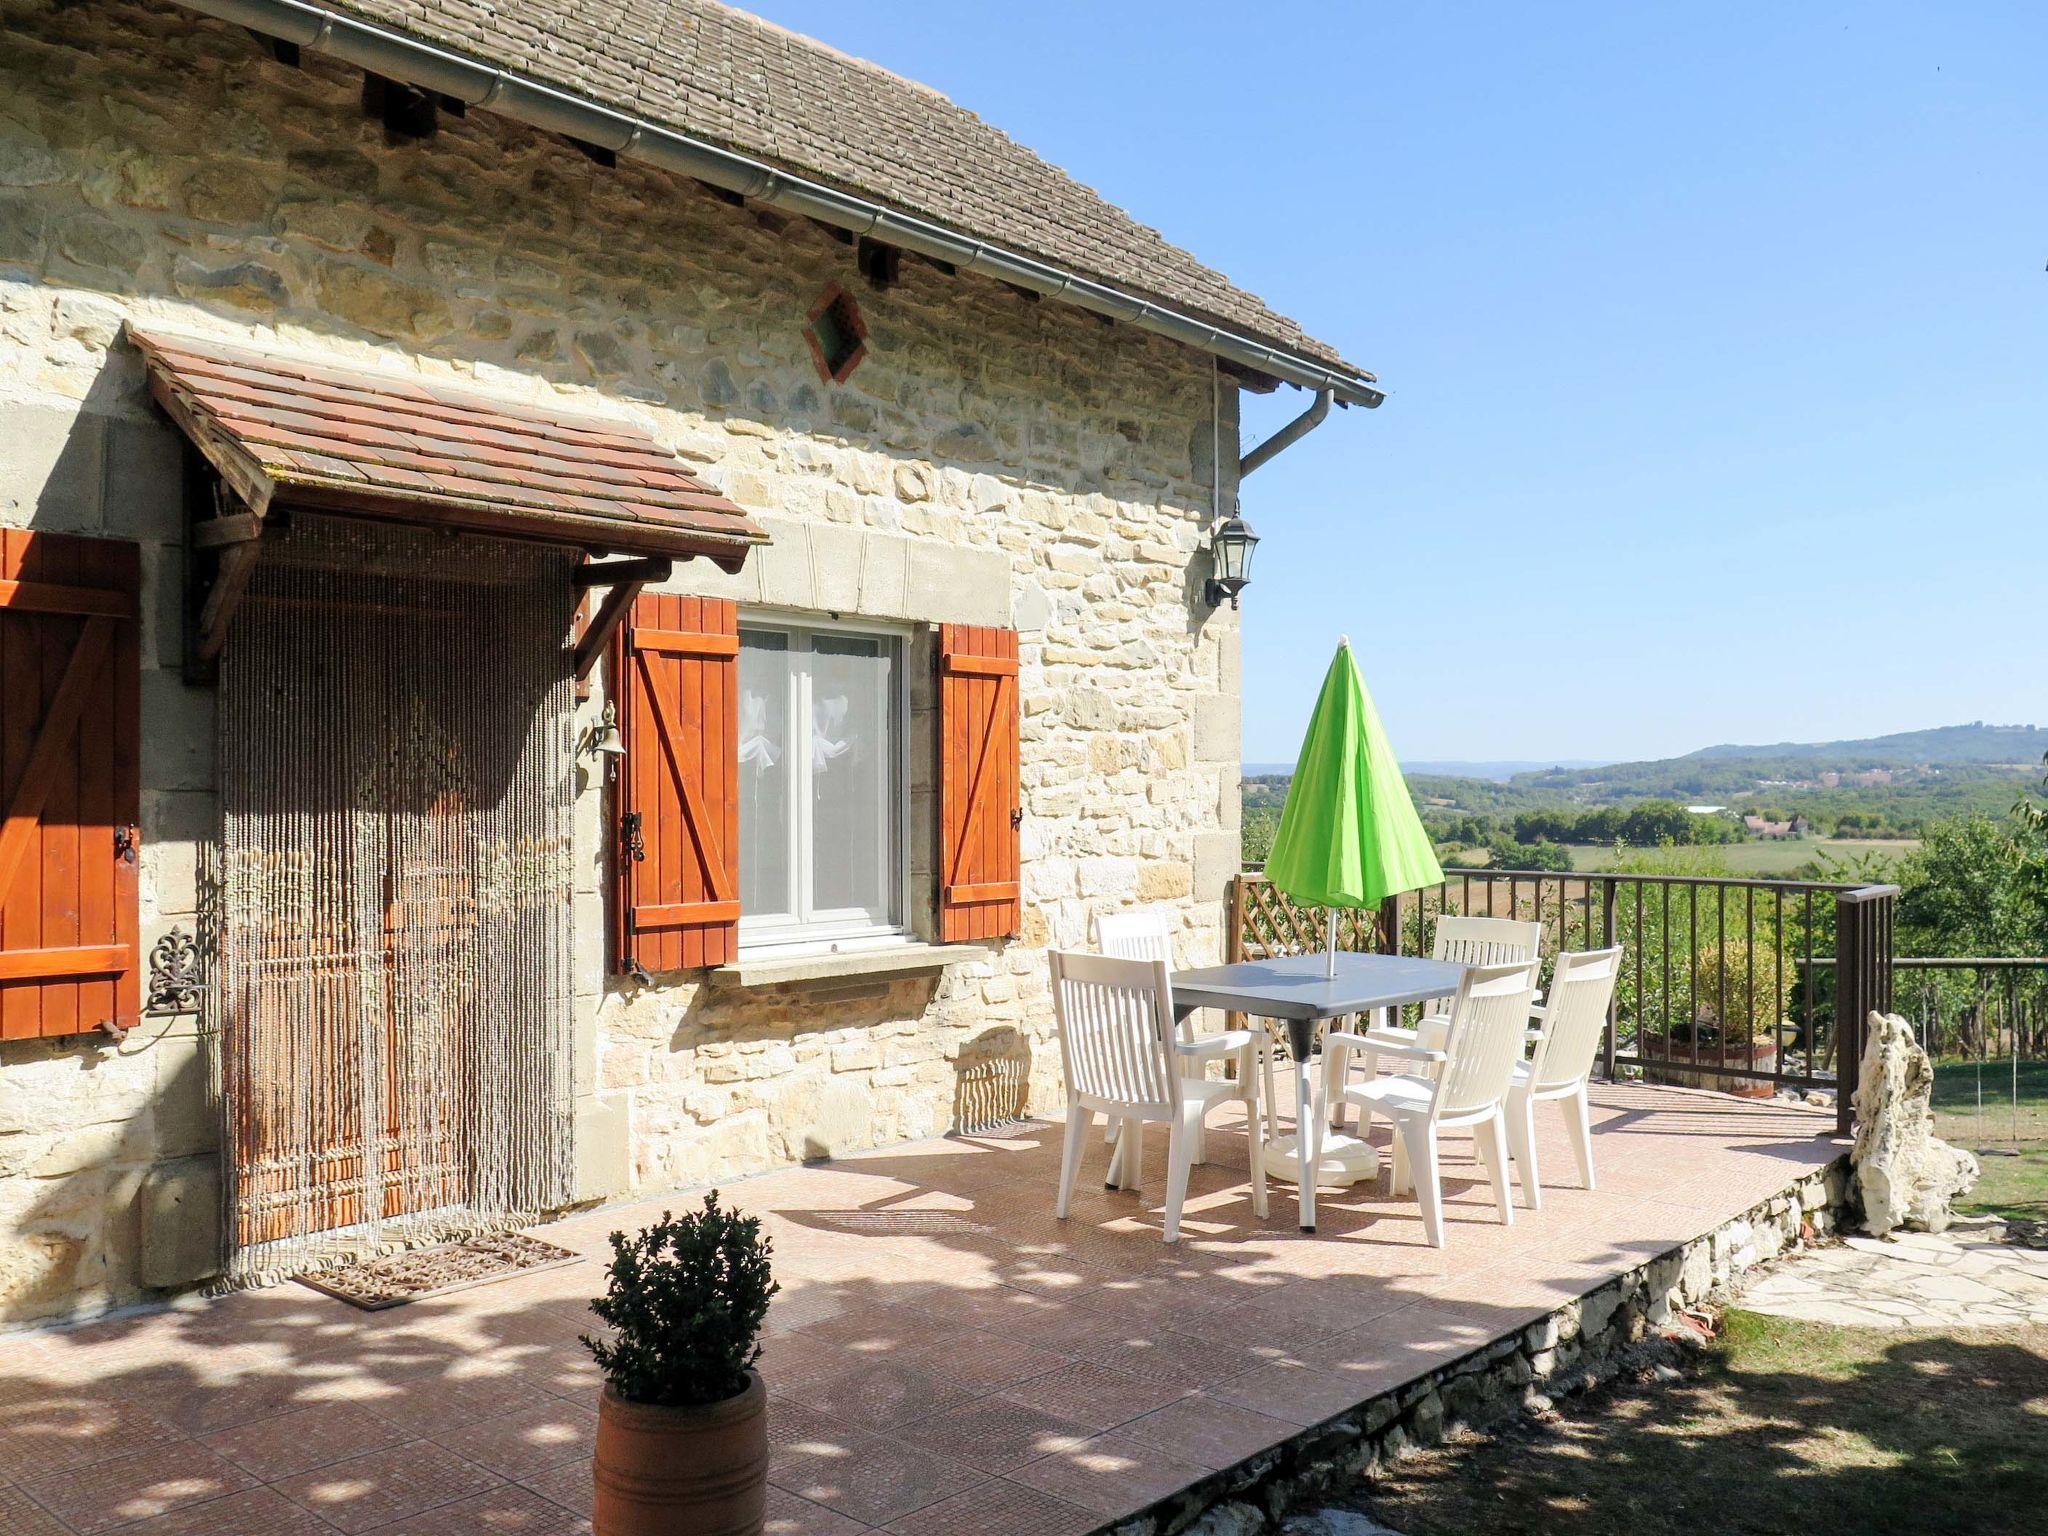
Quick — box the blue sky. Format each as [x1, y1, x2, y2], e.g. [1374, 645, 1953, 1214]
[749, 2, 2047, 764]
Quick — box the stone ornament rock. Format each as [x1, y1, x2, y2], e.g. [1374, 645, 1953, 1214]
[1851, 1012, 1978, 1236]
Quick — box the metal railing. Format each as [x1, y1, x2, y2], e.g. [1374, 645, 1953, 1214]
[1807, 956, 2048, 1061]
[1229, 868, 1899, 1134]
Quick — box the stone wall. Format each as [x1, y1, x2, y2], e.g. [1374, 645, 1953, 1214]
[0, 0, 1246, 1326]
[1143, 1157, 1855, 1536]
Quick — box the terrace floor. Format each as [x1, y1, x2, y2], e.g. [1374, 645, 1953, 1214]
[1, 1083, 1840, 1536]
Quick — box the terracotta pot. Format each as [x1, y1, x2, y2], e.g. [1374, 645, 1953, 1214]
[594, 1371, 767, 1536]
[1644, 1037, 1780, 1099]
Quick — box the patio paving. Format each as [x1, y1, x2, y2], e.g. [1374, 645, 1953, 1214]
[0, 1082, 1839, 1535]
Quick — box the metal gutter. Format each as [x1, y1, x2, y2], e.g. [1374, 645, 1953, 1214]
[177, 0, 1386, 408]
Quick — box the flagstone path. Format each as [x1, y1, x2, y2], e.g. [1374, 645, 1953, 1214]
[1738, 1222, 2048, 1328]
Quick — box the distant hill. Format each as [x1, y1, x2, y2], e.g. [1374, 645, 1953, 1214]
[1512, 723, 2045, 800]
[1417, 724, 2048, 843]
[1244, 758, 1613, 780]
[1248, 723, 2048, 842]
[1402, 758, 1614, 782]
[1676, 723, 2046, 769]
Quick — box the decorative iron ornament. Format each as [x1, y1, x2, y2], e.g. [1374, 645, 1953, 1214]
[146, 925, 205, 1014]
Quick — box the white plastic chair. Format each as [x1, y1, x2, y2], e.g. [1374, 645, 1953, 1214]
[1095, 907, 1174, 963]
[1338, 959, 1540, 1248]
[1506, 946, 1622, 1209]
[1096, 908, 1273, 1172]
[1325, 915, 1543, 1125]
[1050, 950, 1268, 1243]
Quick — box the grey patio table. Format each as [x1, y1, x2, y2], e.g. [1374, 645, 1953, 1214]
[1170, 951, 1468, 1231]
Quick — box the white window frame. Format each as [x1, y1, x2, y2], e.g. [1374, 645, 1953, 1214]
[737, 613, 911, 952]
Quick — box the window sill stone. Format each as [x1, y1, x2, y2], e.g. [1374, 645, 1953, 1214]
[710, 941, 991, 989]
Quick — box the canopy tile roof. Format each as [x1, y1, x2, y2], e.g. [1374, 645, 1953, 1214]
[224, 0, 1369, 387]
[131, 327, 768, 563]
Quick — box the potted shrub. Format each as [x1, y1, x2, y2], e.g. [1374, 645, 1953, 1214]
[583, 1193, 778, 1536]
[1647, 938, 1793, 1098]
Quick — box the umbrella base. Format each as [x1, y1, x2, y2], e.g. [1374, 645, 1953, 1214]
[1263, 1132, 1379, 1190]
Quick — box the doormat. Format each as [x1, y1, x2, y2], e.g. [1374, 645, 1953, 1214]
[296, 1232, 583, 1310]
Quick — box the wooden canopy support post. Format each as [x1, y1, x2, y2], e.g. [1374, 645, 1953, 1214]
[182, 455, 265, 685]
[194, 541, 259, 666]
[192, 511, 261, 549]
[571, 556, 673, 590]
[572, 556, 672, 682]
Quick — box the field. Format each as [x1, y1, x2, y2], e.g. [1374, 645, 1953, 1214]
[1560, 838, 1917, 875]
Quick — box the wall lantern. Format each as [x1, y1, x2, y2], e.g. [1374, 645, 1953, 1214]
[1204, 513, 1260, 609]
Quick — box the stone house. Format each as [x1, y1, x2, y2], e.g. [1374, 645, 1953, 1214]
[0, 0, 1380, 1328]
[1742, 816, 1809, 839]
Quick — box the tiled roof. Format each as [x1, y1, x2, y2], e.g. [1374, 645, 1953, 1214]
[297, 0, 1365, 377]
[130, 327, 769, 563]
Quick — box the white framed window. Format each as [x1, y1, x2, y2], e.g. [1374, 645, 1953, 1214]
[737, 616, 908, 948]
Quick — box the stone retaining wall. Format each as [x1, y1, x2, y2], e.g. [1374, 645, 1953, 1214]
[1121, 1157, 1856, 1536]
[0, 0, 1244, 1326]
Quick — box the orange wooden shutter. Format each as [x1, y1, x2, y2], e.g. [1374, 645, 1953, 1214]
[0, 530, 141, 1040]
[938, 624, 1021, 942]
[614, 594, 740, 971]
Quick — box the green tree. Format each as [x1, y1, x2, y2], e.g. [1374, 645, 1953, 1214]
[2007, 751, 2048, 944]
[1512, 809, 1575, 843]
[1621, 799, 1695, 845]
[1895, 815, 2033, 958]
[1488, 837, 1573, 872]
[1241, 806, 1280, 867]
[1578, 806, 1626, 843]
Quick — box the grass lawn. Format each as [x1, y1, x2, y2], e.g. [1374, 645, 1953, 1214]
[1932, 1057, 2048, 1222]
[1352, 1311, 2048, 1536]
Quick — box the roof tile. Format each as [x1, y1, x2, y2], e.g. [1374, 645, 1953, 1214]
[130, 328, 768, 561]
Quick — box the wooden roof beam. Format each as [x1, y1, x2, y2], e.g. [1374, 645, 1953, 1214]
[573, 556, 673, 681]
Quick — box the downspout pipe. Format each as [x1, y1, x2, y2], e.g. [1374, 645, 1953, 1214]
[1237, 387, 1332, 479]
[175, 0, 1387, 409]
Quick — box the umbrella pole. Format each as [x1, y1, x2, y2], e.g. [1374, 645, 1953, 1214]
[1326, 908, 1337, 979]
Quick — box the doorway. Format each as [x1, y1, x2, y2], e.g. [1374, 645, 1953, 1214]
[215, 516, 577, 1279]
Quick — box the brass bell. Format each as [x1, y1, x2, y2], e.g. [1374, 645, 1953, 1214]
[584, 701, 626, 763]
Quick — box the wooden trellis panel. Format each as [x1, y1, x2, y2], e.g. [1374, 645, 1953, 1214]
[1228, 871, 1386, 963]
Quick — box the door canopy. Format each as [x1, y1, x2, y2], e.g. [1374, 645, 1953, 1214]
[130, 326, 769, 567]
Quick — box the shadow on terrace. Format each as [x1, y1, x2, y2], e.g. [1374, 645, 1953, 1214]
[3, 1082, 1837, 1533]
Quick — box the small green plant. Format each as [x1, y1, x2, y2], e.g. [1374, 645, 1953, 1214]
[582, 1192, 778, 1407]
[1683, 937, 1792, 1049]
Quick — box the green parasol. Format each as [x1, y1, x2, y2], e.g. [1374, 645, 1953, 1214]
[1264, 638, 1444, 976]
